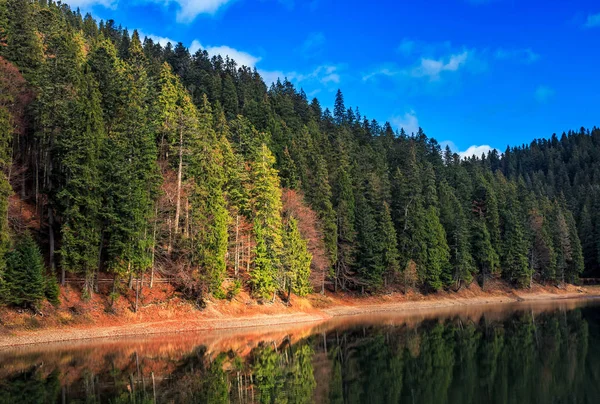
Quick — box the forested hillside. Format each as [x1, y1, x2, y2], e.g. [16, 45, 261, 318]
[0, 0, 597, 308]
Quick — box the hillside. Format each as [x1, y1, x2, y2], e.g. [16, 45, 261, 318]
[0, 0, 599, 313]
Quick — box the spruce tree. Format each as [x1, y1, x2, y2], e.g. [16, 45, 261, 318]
[578, 202, 595, 273]
[188, 95, 230, 295]
[4, 0, 44, 79]
[3, 233, 45, 308]
[378, 202, 400, 284]
[282, 217, 313, 297]
[101, 32, 159, 281]
[250, 143, 284, 299]
[56, 68, 104, 289]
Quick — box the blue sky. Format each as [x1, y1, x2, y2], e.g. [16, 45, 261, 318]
[71, 0, 600, 156]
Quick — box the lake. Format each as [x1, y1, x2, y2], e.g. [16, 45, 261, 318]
[1, 299, 600, 403]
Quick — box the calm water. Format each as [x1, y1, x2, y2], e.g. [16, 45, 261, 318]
[1, 300, 600, 403]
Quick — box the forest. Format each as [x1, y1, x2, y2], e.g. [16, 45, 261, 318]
[0, 0, 599, 309]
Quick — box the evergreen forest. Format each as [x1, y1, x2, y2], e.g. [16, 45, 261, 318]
[1, 0, 599, 308]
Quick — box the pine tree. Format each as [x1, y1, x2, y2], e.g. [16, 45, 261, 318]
[354, 190, 383, 290]
[307, 154, 337, 271]
[188, 95, 230, 295]
[551, 203, 572, 284]
[333, 158, 355, 291]
[56, 68, 104, 290]
[101, 32, 159, 281]
[578, 202, 596, 273]
[222, 75, 239, 120]
[499, 181, 531, 287]
[282, 217, 313, 297]
[393, 145, 427, 272]
[250, 143, 284, 299]
[501, 209, 531, 287]
[378, 202, 400, 284]
[565, 209, 584, 283]
[438, 182, 475, 286]
[3, 233, 45, 308]
[422, 206, 451, 291]
[471, 216, 499, 287]
[4, 0, 44, 79]
[529, 204, 557, 282]
[333, 89, 346, 125]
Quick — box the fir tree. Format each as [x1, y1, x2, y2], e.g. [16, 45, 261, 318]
[3, 233, 46, 308]
[188, 95, 230, 295]
[378, 202, 400, 284]
[282, 217, 313, 297]
[56, 68, 104, 290]
[250, 143, 284, 299]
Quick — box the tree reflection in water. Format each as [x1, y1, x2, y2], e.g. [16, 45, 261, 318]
[1, 303, 599, 403]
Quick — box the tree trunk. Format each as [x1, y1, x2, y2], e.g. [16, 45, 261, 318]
[151, 206, 158, 288]
[174, 126, 183, 235]
[48, 206, 56, 272]
[235, 215, 240, 277]
[135, 276, 140, 313]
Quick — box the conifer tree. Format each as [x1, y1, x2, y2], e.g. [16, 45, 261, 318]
[378, 202, 400, 284]
[250, 143, 284, 299]
[529, 203, 557, 282]
[422, 206, 451, 290]
[188, 95, 230, 295]
[578, 202, 595, 273]
[439, 182, 475, 285]
[499, 181, 531, 287]
[565, 209, 584, 282]
[56, 68, 104, 290]
[4, 0, 44, 79]
[551, 203, 572, 284]
[101, 31, 159, 281]
[354, 190, 383, 290]
[471, 216, 499, 287]
[282, 217, 312, 297]
[333, 157, 355, 291]
[3, 233, 45, 308]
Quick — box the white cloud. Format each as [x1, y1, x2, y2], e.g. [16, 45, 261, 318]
[189, 40, 261, 67]
[259, 64, 342, 86]
[391, 110, 420, 135]
[146, 0, 234, 23]
[364, 50, 471, 82]
[584, 13, 600, 28]
[410, 51, 470, 80]
[68, 0, 233, 19]
[259, 70, 287, 85]
[440, 141, 498, 159]
[138, 31, 176, 47]
[67, 0, 117, 8]
[439, 140, 458, 152]
[495, 48, 540, 64]
[362, 67, 398, 81]
[459, 145, 497, 158]
[535, 85, 555, 103]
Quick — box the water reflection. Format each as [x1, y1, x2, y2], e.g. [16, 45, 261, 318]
[1, 300, 600, 403]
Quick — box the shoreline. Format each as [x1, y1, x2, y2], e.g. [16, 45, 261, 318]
[2, 286, 600, 349]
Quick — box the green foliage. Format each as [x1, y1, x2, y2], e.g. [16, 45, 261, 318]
[44, 273, 60, 306]
[282, 217, 313, 296]
[188, 95, 230, 295]
[0, 0, 596, 304]
[226, 279, 242, 300]
[56, 68, 104, 277]
[250, 144, 284, 299]
[3, 233, 46, 308]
